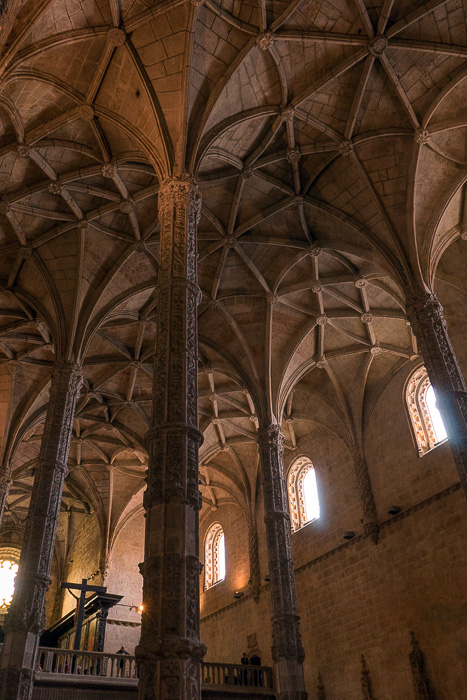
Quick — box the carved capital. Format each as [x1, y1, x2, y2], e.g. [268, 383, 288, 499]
[158, 176, 202, 223]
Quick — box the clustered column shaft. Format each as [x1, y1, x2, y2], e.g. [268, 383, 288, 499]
[136, 176, 205, 700]
[406, 290, 467, 499]
[257, 424, 307, 700]
[0, 362, 82, 700]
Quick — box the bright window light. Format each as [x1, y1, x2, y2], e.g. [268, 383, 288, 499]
[0, 560, 18, 609]
[217, 533, 225, 581]
[303, 468, 320, 523]
[426, 385, 447, 443]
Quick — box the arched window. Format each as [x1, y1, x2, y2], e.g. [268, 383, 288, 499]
[406, 366, 447, 455]
[0, 558, 19, 610]
[205, 523, 225, 588]
[287, 456, 320, 532]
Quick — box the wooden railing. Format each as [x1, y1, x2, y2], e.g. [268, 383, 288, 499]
[37, 647, 138, 679]
[202, 662, 274, 691]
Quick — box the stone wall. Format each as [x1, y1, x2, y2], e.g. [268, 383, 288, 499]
[199, 361, 467, 699]
[103, 510, 144, 654]
[60, 513, 101, 617]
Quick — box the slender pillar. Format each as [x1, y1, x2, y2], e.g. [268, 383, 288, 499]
[136, 176, 205, 700]
[406, 290, 467, 499]
[0, 470, 12, 529]
[257, 424, 307, 700]
[0, 362, 82, 700]
[350, 446, 379, 543]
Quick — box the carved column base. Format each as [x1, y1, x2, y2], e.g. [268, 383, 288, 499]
[136, 638, 206, 700]
[0, 630, 38, 700]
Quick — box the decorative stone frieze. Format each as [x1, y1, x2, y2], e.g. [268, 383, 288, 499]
[0, 362, 82, 700]
[406, 290, 467, 499]
[136, 176, 206, 700]
[257, 424, 307, 700]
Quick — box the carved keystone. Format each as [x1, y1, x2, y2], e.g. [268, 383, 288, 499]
[108, 28, 126, 46]
[102, 163, 117, 179]
[78, 104, 95, 121]
[338, 140, 354, 156]
[17, 144, 30, 157]
[119, 199, 135, 214]
[369, 34, 388, 56]
[48, 181, 62, 196]
[256, 31, 274, 51]
[280, 104, 295, 122]
[361, 313, 373, 323]
[415, 128, 430, 145]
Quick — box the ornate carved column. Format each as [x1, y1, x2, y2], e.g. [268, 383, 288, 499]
[350, 446, 379, 544]
[257, 424, 307, 700]
[0, 362, 82, 700]
[247, 515, 261, 602]
[406, 290, 467, 499]
[136, 176, 205, 700]
[0, 470, 12, 529]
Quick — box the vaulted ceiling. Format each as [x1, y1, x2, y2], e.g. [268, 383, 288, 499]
[1, 0, 467, 564]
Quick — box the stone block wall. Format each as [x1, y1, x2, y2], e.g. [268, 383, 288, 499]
[199, 362, 467, 699]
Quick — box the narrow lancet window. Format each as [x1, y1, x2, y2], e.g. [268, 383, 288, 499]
[0, 559, 18, 609]
[406, 366, 447, 455]
[288, 456, 320, 532]
[205, 523, 225, 588]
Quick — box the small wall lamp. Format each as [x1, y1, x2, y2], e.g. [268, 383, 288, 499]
[388, 505, 401, 515]
[343, 531, 355, 540]
[233, 591, 244, 599]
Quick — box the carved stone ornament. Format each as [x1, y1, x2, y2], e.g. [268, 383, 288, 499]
[138, 173, 205, 700]
[361, 313, 373, 323]
[78, 104, 95, 121]
[281, 104, 295, 123]
[267, 292, 279, 305]
[119, 198, 135, 214]
[0, 363, 82, 700]
[338, 139, 354, 156]
[48, 181, 62, 195]
[415, 128, 430, 145]
[224, 235, 237, 248]
[355, 278, 367, 288]
[309, 246, 322, 257]
[405, 289, 467, 498]
[286, 148, 301, 165]
[312, 284, 322, 294]
[316, 358, 327, 369]
[102, 163, 117, 178]
[257, 424, 307, 696]
[17, 144, 30, 157]
[256, 30, 275, 51]
[107, 27, 126, 46]
[77, 220, 89, 230]
[317, 316, 327, 326]
[243, 166, 253, 179]
[369, 34, 388, 56]
[370, 344, 382, 355]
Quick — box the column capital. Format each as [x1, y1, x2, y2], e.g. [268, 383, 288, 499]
[405, 289, 444, 322]
[257, 423, 284, 448]
[158, 175, 202, 222]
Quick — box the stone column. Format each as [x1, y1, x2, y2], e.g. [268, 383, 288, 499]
[0, 471, 12, 529]
[0, 362, 82, 700]
[406, 290, 467, 499]
[248, 515, 261, 602]
[257, 424, 307, 700]
[136, 176, 205, 700]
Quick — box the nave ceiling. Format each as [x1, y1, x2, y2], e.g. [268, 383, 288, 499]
[0, 0, 467, 571]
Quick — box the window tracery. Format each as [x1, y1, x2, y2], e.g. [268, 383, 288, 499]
[204, 522, 225, 588]
[287, 456, 320, 532]
[406, 366, 447, 455]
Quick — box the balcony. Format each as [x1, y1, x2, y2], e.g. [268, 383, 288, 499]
[29, 647, 274, 700]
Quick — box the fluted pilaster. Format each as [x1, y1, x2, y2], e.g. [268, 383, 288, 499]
[406, 290, 467, 499]
[257, 424, 307, 700]
[0, 362, 82, 700]
[136, 176, 205, 700]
